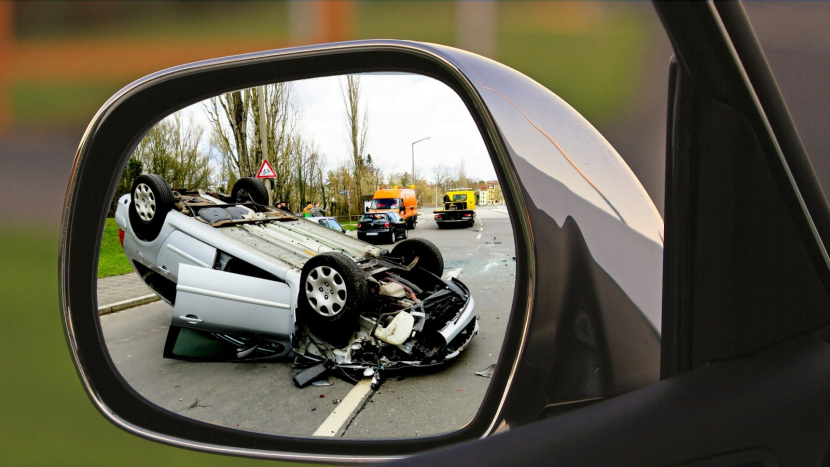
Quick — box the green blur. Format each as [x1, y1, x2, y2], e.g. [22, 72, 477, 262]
[0, 228, 292, 466]
[98, 218, 133, 278]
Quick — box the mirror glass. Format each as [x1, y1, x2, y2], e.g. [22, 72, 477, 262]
[98, 72, 516, 438]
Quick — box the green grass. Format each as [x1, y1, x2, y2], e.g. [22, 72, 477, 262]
[97, 218, 133, 278]
[340, 221, 359, 232]
[10, 80, 125, 125]
[0, 226, 292, 466]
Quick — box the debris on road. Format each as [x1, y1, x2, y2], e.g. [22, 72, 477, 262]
[293, 362, 331, 388]
[475, 363, 496, 378]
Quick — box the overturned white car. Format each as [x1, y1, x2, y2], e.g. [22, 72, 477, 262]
[114, 174, 478, 387]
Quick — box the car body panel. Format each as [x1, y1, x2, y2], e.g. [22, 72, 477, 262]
[173, 264, 294, 344]
[156, 230, 216, 277]
[419, 44, 664, 332]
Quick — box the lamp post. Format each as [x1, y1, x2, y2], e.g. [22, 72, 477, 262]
[411, 136, 430, 187]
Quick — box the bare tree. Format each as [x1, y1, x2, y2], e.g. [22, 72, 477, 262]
[132, 114, 212, 189]
[433, 164, 450, 191]
[205, 83, 303, 203]
[454, 157, 471, 189]
[205, 90, 251, 180]
[365, 154, 386, 191]
[341, 75, 369, 211]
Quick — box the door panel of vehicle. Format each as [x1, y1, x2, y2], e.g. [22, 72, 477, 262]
[172, 264, 293, 341]
[155, 230, 217, 280]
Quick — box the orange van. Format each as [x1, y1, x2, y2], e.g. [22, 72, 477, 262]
[367, 186, 418, 229]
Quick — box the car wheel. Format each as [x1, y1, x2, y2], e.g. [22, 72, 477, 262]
[231, 177, 269, 205]
[391, 237, 444, 277]
[129, 174, 174, 242]
[390, 231, 396, 244]
[299, 252, 367, 343]
[402, 228, 408, 240]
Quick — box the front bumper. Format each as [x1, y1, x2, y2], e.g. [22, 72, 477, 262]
[437, 280, 476, 345]
[357, 229, 391, 239]
[435, 218, 473, 224]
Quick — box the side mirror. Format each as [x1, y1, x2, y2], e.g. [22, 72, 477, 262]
[61, 40, 662, 462]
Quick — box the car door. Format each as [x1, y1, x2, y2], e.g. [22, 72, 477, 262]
[389, 212, 405, 237]
[167, 263, 294, 359]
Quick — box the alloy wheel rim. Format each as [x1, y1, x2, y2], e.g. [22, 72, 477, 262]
[134, 183, 156, 222]
[305, 266, 347, 316]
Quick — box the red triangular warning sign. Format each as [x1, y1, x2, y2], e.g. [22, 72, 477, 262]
[256, 159, 277, 179]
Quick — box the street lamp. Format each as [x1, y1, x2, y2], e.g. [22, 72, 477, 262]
[411, 136, 430, 186]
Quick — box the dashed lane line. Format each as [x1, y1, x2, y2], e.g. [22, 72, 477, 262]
[313, 379, 374, 437]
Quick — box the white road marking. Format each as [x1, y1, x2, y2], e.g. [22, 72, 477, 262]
[476, 233, 481, 240]
[313, 378, 373, 437]
[479, 227, 483, 231]
[442, 268, 463, 280]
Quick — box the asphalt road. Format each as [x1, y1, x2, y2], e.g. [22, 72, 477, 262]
[100, 206, 516, 439]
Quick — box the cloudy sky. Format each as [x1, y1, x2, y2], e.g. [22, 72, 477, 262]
[180, 72, 496, 183]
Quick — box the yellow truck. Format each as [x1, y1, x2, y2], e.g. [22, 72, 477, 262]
[432, 188, 477, 228]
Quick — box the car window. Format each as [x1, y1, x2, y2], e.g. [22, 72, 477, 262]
[452, 194, 467, 201]
[318, 219, 329, 227]
[369, 198, 398, 209]
[329, 219, 344, 231]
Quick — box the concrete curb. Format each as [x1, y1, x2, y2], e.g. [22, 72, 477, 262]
[98, 294, 160, 316]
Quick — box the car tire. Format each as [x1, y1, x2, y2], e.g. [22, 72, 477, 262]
[391, 237, 444, 277]
[299, 252, 368, 343]
[231, 177, 269, 205]
[390, 231, 396, 244]
[129, 174, 174, 242]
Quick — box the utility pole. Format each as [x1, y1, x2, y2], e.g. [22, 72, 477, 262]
[256, 85, 273, 205]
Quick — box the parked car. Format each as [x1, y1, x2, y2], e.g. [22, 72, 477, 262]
[357, 212, 408, 244]
[307, 216, 347, 234]
[116, 174, 477, 385]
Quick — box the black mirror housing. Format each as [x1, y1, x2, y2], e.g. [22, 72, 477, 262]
[60, 40, 662, 462]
